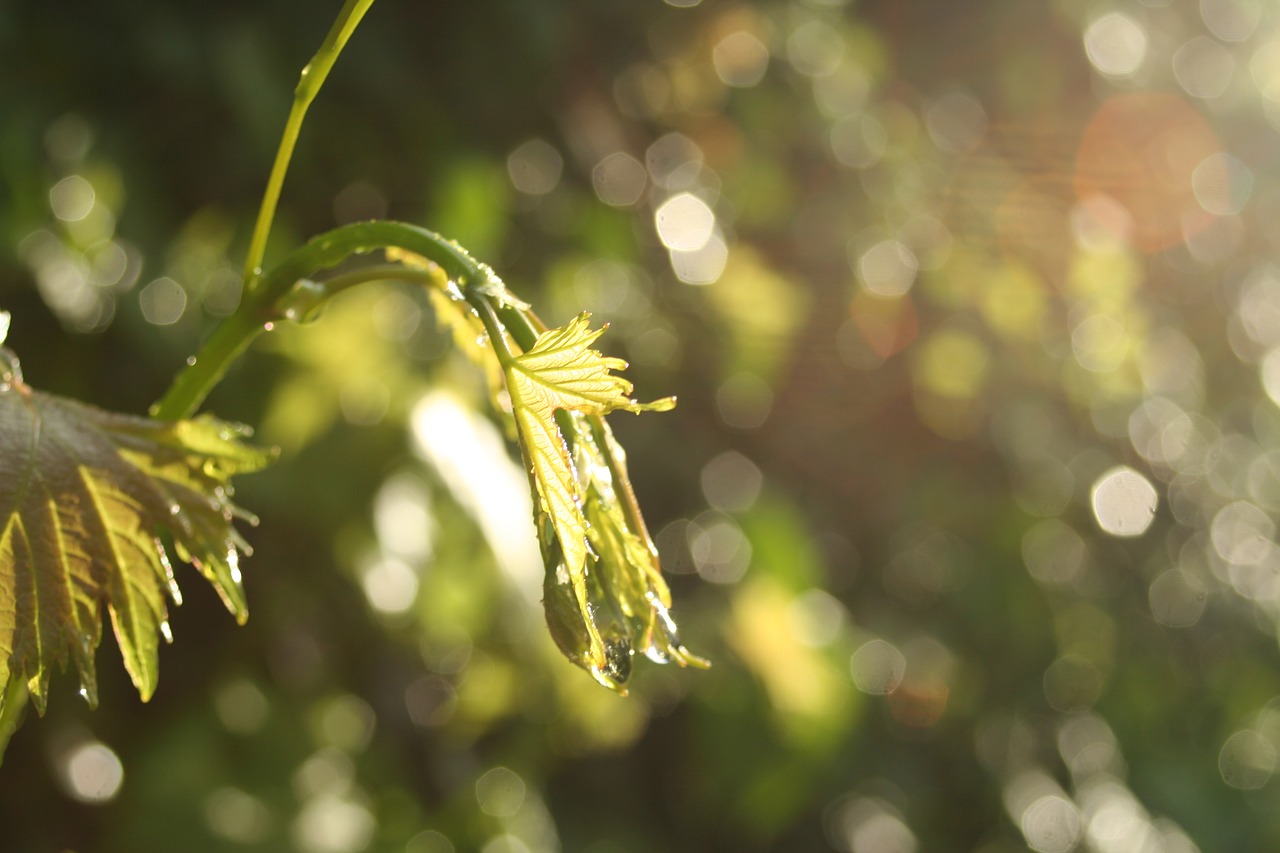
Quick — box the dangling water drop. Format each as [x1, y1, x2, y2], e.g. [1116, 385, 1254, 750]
[589, 642, 632, 694]
[77, 670, 99, 707]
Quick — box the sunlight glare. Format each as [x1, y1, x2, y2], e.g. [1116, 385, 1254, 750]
[850, 638, 905, 695]
[1083, 13, 1148, 78]
[61, 741, 124, 803]
[1090, 466, 1158, 537]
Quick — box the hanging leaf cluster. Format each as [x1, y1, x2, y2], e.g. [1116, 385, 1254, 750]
[461, 307, 707, 691]
[374, 238, 709, 690]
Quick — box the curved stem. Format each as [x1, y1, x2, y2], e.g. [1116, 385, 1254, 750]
[150, 306, 265, 421]
[152, 221, 537, 420]
[156, 0, 379, 423]
[468, 288, 516, 368]
[313, 264, 441, 296]
[241, 0, 377, 289]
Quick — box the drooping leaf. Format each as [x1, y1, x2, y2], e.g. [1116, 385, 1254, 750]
[501, 312, 693, 689]
[0, 370, 273, 715]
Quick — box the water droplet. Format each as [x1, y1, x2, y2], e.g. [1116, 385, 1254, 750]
[185, 355, 197, 367]
[263, 321, 274, 332]
[589, 652, 632, 693]
[159, 621, 173, 643]
[77, 673, 99, 707]
[0, 348, 24, 391]
[644, 644, 673, 664]
[443, 280, 466, 302]
[281, 278, 327, 324]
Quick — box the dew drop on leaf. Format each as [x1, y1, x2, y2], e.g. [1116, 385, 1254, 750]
[591, 641, 633, 692]
[280, 278, 327, 324]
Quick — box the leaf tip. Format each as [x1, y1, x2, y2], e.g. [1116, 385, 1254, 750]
[26, 673, 49, 717]
[647, 395, 677, 412]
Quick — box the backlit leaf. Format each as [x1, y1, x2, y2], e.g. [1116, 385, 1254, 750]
[507, 313, 675, 418]
[502, 312, 695, 689]
[0, 373, 273, 715]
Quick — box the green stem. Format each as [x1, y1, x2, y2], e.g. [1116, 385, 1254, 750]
[468, 289, 516, 368]
[150, 305, 264, 420]
[152, 221, 537, 420]
[241, 0, 377, 289]
[313, 264, 440, 296]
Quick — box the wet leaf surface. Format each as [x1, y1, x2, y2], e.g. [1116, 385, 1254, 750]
[0, 378, 273, 714]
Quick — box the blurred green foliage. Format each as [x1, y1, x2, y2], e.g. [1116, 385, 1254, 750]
[5, 0, 1280, 851]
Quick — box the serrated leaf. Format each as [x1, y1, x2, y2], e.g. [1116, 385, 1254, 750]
[502, 312, 692, 689]
[0, 379, 273, 715]
[507, 313, 675, 419]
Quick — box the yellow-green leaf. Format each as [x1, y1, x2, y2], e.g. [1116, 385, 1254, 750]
[507, 313, 675, 418]
[503, 312, 686, 689]
[0, 380, 273, 715]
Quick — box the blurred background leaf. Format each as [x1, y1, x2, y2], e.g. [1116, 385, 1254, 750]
[5, 0, 1280, 850]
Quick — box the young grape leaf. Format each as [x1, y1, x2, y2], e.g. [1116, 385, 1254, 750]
[503, 312, 703, 690]
[0, 365, 273, 715]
